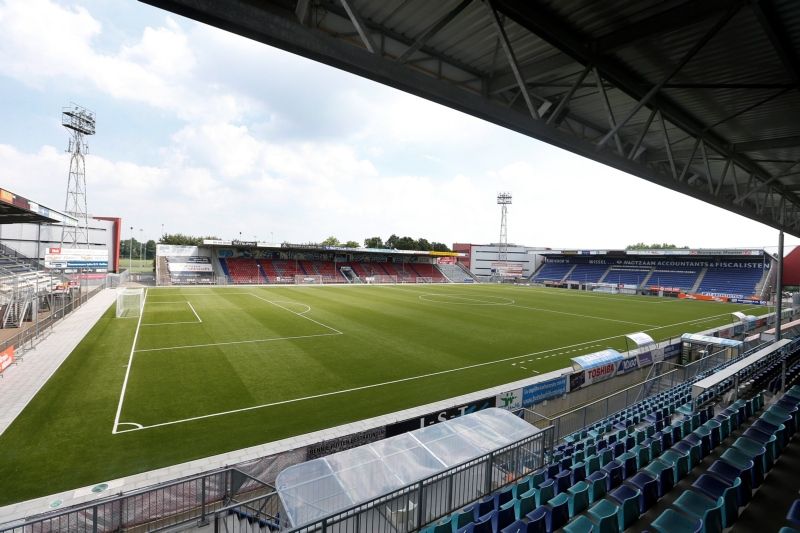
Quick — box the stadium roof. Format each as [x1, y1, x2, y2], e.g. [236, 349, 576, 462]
[276, 408, 538, 527]
[142, 0, 800, 236]
[0, 188, 74, 225]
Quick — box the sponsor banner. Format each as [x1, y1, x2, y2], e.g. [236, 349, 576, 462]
[496, 388, 524, 411]
[436, 256, 457, 264]
[616, 357, 639, 375]
[664, 344, 680, 360]
[167, 262, 213, 273]
[637, 350, 655, 367]
[522, 378, 567, 406]
[679, 293, 729, 302]
[544, 256, 765, 269]
[306, 426, 386, 459]
[584, 363, 617, 385]
[569, 371, 586, 391]
[44, 247, 108, 271]
[729, 298, 769, 306]
[156, 245, 200, 257]
[385, 396, 496, 437]
[0, 346, 14, 373]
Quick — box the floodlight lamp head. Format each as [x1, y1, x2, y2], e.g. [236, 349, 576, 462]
[497, 192, 512, 205]
[61, 103, 96, 136]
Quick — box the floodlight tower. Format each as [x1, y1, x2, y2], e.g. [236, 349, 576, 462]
[497, 192, 512, 262]
[61, 103, 96, 247]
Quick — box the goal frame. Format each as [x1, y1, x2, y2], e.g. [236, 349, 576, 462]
[116, 288, 145, 318]
[415, 277, 433, 284]
[366, 275, 398, 284]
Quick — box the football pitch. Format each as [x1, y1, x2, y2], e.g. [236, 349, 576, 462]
[0, 284, 769, 505]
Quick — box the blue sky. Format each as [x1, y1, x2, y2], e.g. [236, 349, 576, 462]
[0, 0, 796, 252]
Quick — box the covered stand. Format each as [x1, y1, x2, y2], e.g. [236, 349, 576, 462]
[276, 408, 540, 528]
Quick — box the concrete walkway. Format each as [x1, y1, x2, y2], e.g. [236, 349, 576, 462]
[0, 289, 116, 435]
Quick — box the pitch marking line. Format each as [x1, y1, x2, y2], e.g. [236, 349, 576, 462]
[141, 301, 203, 326]
[133, 332, 342, 353]
[112, 309, 739, 434]
[248, 292, 342, 335]
[112, 288, 147, 434]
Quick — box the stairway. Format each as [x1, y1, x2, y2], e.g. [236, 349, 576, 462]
[691, 267, 708, 293]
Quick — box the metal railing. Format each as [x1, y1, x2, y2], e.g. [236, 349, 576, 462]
[213, 427, 553, 533]
[0, 468, 271, 533]
[0, 281, 107, 358]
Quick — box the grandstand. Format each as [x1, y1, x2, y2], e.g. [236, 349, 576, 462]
[531, 249, 774, 302]
[156, 241, 464, 286]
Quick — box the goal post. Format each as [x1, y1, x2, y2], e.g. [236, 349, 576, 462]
[366, 275, 398, 284]
[294, 274, 324, 285]
[416, 277, 433, 284]
[116, 288, 145, 318]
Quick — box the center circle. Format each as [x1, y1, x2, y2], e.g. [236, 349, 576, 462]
[418, 293, 515, 306]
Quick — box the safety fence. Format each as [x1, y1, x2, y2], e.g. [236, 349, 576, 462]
[0, 280, 107, 358]
[521, 339, 790, 444]
[214, 427, 554, 533]
[0, 468, 271, 533]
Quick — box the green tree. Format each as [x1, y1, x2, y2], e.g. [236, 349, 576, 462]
[431, 242, 451, 252]
[625, 242, 686, 250]
[159, 233, 219, 246]
[395, 236, 416, 250]
[364, 236, 383, 248]
[321, 236, 340, 246]
[416, 238, 432, 251]
[385, 234, 399, 249]
[343, 240, 360, 248]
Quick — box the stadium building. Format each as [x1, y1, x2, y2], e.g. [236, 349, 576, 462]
[4, 1, 800, 532]
[530, 248, 777, 303]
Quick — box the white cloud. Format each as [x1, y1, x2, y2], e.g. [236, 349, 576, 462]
[0, 0, 795, 252]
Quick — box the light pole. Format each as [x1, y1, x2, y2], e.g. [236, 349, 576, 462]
[139, 228, 144, 262]
[129, 225, 133, 271]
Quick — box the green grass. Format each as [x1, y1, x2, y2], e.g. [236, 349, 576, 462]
[0, 284, 769, 505]
[123, 258, 153, 273]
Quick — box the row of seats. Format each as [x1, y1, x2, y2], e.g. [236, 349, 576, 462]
[566, 264, 607, 284]
[602, 269, 650, 287]
[218, 258, 452, 284]
[697, 267, 763, 298]
[647, 269, 700, 291]
[530, 262, 766, 297]
[649, 385, 800, 532]
[422, 336, 799, 533]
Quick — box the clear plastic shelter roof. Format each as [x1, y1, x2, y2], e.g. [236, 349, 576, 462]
[680, 333, 743, 348]
[571, 349, 623, 372]
[276, 408, 539, 527]
[625, 332, 655, 348]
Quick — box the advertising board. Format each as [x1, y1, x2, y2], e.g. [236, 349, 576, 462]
[44, 247, 108, 272]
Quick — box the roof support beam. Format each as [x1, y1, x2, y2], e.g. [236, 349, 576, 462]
[487, 1, 539, 120]
[546, 64, 590, 125]
[733, 135, 800, 152]
[339, 0, 377, 53]
[592, 0, 736, 53]
[397, 0, 473, 63]
[596, 1, 744, 149]
[750, 0, 800, 84]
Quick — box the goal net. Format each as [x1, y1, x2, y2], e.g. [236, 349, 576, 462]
[116, 288, 145, 318]
[367, 275, 398, 284]
[416, 277, 433, 284]
[295, 274, 324, 285]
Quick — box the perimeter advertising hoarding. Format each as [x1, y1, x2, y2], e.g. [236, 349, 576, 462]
[44, 247, 108, 271]
[522, 378, 567, 406]
[616, 357, 639, 375]
[385, 396, 497, 437]
[306, 427, 387, 459]
[496, 389, 523, 411]
[584, 362, 617, 385]
[0, 346, 13, 374]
